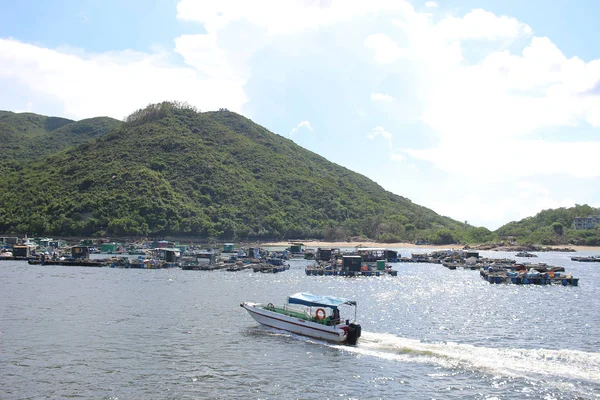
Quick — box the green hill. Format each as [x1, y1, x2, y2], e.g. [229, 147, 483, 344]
[0, 110, 121, 162]
[495, 204, 600, 245]
[0, 102, 478, 243]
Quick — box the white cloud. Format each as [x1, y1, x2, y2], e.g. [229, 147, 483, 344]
[364, 33, 407, 64]
[367, 126, 393, 148]
[367, 125, 392, 140]
[371, 92, 396, 102]
[358, 5, 600, 225]
[435, 9, 531, 41]
[378, 7, 600, 182]
[176, 0, 414, 35]
[290, 120, 314, 137]
[424, 181, 578, 230]
[13, 101, 33, 114]
[404, 139, 600, 180]
[390, 152, 406, 162]
[425, 1, 438, 8]
[0, 1, 417, 120]
[174, 34, 241, 81]
[0, 38, 247, 120]
[366, 127, 410, 163]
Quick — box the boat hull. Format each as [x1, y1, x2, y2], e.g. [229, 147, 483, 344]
[241, 302, 348, 343]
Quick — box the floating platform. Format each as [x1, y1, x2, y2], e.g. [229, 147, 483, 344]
[516, 252, 537, 258]
[307, 257, 398, 277]
[571, 256, 600, 262]
[480, 267, 578, 286]
[28, 259, 107, 267]
[183, 262, 229, 271]
[1, 256, 36, 261]
[305, 265, 397, 277]
[252, 263, 290, 273]
[442, 261, 481, 270]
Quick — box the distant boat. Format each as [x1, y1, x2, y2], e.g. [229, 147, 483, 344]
[571, 255, 600, 262]
[515, 252, 537, 258]
[240, 292, 362, 345]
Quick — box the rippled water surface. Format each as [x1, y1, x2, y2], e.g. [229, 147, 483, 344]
[1, 248, 600, 399]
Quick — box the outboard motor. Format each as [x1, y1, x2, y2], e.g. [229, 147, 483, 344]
[346, 323, 361, 345]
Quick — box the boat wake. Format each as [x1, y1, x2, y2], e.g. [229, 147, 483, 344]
[338, 332, 600, 384]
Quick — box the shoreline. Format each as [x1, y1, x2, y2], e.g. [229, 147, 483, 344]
[257, 240, 600, 252]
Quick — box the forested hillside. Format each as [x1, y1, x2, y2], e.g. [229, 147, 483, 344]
[0, 102, 481, 243]
[0, 110, 121, 162]
[496, 204, 600, 245]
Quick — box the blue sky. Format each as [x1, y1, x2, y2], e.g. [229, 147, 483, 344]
[1, 0, 599, 230]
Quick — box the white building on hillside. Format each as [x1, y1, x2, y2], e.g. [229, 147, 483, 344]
[573, 215, 600, 230]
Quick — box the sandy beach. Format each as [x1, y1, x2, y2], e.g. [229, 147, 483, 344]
[258, 240, 600, 252]
[259, 240, 448, 249]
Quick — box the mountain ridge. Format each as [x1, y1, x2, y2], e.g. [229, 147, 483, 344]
[0, 102, 491, 244]
[0, 110, 121, 162]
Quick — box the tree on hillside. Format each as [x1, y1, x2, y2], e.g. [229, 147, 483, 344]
[551, 222, 564, 236]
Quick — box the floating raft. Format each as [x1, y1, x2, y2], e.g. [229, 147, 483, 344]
[252, 262, 290, 273]
[305, 264, 398, 277]
[515, 252, 537, 258]
[442, 257, 515, 270]
[480, 266, 578, 286]
[182, 262, 233, 271]
[28, 259, 108, 267]
[305, 269, 397, 277]
[443, 261, 482, 270]
[571, 256, 600, 262]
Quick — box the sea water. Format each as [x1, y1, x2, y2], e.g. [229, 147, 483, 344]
[1, 249, 599, 399]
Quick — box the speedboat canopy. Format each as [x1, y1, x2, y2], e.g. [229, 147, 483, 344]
[287, 292, 356, 308]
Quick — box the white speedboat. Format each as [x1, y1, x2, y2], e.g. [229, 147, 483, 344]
[240, 292, 362, 345]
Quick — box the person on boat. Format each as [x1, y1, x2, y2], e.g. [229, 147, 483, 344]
[328, 308, 341, 325]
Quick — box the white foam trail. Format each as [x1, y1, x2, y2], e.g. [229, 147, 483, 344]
[339, 332, 600, 383]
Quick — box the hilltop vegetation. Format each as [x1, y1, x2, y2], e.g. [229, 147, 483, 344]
[0, 110, 121, 163]
[0, 102, 481, 243]
[496, 204, 600, 246]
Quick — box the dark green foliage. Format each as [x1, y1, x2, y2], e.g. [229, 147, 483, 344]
[551, 222, 564, 236]
[463, 226, 496, 243]
[124, 101, 198, 127]
[0, 110, 121, 162]
[0, 103, 470, 240]
[496, 205, 600, 245]
[427, 229, 457, 245]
